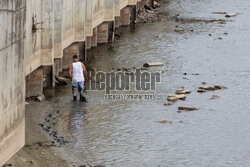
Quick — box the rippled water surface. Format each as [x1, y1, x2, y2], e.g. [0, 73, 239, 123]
[46, 0, 250, 166]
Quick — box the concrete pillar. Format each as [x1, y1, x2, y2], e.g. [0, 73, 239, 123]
[86, 37, 92, 50]
[115, 16, 120, 29]
[43, 66, 53, 88]
[26, 67, 43, 98]
[108, 21, 115, 44]
[91, 27, 98, 47]
[137, 0, 154, 10]
[97, 22, 109, 44]
[63, 43, 79, 70]
[54, 59, 61, 76]
[62, 42, 86, 69]
[120, 6, 132, 26]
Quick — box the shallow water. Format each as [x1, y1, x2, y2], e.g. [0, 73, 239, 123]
[43, 0, 250, 166]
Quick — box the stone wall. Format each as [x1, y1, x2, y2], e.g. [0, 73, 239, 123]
[0, 0, 26, 166]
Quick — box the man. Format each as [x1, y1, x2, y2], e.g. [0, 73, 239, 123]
[69, 55, 88, 101]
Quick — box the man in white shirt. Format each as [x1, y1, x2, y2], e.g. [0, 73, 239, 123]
[69, 55, 88, 101]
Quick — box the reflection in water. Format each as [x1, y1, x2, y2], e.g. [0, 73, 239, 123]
[48, 0, 250, 166]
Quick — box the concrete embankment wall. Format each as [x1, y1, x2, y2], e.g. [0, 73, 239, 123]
[0, 0, 26, 166]
[0, 0, 153, 165]
[25, 0, 154, 97]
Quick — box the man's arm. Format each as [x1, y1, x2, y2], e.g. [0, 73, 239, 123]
[69, 64, 73, 80]
[81, 63, 88, 80]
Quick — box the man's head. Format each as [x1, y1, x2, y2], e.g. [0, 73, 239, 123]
[73, 55, 78, 62]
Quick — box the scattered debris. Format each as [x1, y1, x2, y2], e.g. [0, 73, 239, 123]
[212, 12, 227, 14]
[167, 94, 186, 102]
[25, 101, 29, 105]
[143, 62, 164, 67]
[178, 106, 198, 111]
[177, 110, 182, 113]
[39, 111, 69, 146]
[218, 37, 222, 40]
[55, 76, 68, 86]
[36, 95, 46, 102]
[157, 120, 173, 124]
[179, 120, 184, 123]
[210, 95, 220, 100]
[225, 13, 237, 17]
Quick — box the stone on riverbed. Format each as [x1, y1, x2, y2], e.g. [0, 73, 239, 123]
[157, 120, 173, 124]
[225, 13, 237, 17]
[167, 94, 186, 102]
[143, 62, 164, 67]
[175, 88, 191, 94]
[36, 95, 46, 102]
[198, 84, 227, 92]
[178, 106, 198, 111]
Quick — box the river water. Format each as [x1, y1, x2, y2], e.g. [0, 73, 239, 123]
[41, 0, 250, 166]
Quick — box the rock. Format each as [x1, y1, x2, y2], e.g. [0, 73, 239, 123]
[202, 82, 207, 85]
[197, 88, 207, 93]
[36, 95, 46, 102]
[143, 62, 164, 67]
[146, 9, 154, 13]
[25, 101, 29, 105]
[225, 13, 237, 17]
[174, 28, 185, 33]
[208, 34, 212, 36]
[212, 12, 227, 14]
[175, 88, 191, 94]
[210, 95, 220, 100]
[154, 1, 160, 8]
[199, 84, 227, 92]
[218, 37, 222, 40]
[157, 120, 173, 124]
[167, 94, 186, 102]
[178, 106, 198, 111]
[179, 120, 184, 123]
[177, 110, 182, 113]
[188, 29, 194, 32]
[164, 102, 174, 106]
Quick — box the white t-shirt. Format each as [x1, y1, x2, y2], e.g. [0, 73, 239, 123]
[72, 62, 85, 83]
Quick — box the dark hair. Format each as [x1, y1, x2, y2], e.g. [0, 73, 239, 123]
[73, 55, 78, 59]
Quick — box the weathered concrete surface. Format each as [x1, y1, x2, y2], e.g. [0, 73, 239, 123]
[24, 0, 154, 98]
[0, 0, 154, 164]
[0, 0, 26, 166]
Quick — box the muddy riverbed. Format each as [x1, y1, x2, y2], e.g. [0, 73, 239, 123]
[7, 0, 250, 166]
